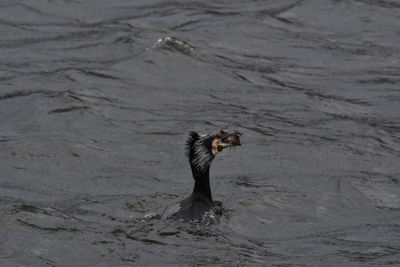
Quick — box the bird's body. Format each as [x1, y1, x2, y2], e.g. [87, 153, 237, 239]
[167, 193, 214, 221]
[163, 125, 241, 222]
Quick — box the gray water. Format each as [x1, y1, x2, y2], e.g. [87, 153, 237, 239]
[1, 0, 400, 266]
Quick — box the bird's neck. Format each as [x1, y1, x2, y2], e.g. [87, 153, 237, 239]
[191, 166, 212, 202]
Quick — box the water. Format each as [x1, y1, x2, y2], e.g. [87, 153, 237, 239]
[1, 0, 400, 266]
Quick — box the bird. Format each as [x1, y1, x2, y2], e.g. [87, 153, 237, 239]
[162, 124, 241, 222]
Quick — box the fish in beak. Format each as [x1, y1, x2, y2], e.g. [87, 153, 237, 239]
[212, 123, 242, 154]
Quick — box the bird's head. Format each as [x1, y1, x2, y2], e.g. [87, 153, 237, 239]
[185, 124, 241, 175]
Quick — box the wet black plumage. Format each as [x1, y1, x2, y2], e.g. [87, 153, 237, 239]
[163, 126, 241, 222]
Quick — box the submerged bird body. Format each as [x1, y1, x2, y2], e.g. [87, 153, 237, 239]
[163, 125, 241, 222]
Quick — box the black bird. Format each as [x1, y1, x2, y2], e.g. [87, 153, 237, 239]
[163, 124, 241, 222]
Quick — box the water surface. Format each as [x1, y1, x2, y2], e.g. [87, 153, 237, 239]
[1, 0, 400, 266]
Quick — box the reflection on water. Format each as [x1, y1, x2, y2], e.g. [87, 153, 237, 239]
[1, 0, 400, 266]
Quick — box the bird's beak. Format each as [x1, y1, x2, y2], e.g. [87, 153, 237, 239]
[216, 132, 242, 152]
